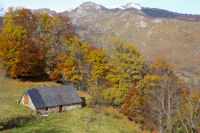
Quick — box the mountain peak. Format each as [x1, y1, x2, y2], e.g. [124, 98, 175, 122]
[76, 1, 106, 11]
[80, 1, 98, 6]
[122, 2, 142, 10]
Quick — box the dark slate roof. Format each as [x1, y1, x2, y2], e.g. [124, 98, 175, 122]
[26, 85, 82, 109]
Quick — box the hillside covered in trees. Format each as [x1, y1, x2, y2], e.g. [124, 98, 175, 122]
[0, 8, 199, 133]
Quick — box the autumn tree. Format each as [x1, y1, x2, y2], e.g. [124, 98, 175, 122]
[137, 57, 182, 132]
[34, 12, 76, 74]
[0, 8, 76, 78]
[50, 38, 88, 90]
[104, 39, 146, 106]
[86, 46, 108, 133]
[0, 8, 44, 77]
[122, 87, 144, 124]
[13, 8, 38, 38]
[87, 46, 107, 88]
[35, 13, 52, 51]
[45, 14, 76, 73]
[150, 58, 181, 133]
[177, 83, 200, 133]
[86, 46, 108, 106]
[136, 74, 160, 130]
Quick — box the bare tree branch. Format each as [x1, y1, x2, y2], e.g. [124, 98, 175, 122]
[177, 98, 189, 133]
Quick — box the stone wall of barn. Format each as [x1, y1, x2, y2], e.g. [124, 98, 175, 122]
[37, 106, 59, 114]
[20, 94, 36, 110]
[37, 103, 82, 114]
[63, 104, 81, 112]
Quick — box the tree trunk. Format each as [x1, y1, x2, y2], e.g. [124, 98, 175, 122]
[159, 102, 163, 133]
[97, 109, 103, 133]
[167, 89, 172, 133]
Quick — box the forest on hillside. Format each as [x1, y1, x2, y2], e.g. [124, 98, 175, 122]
[0, 8, 199, 133]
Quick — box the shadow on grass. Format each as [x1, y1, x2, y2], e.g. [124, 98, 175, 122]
[0, 114, 36, 131]
[19, 74, 52, 82]
[104, 112, 110, 116]
[113, 115, 122, 119]
[26, 128, 61, 133]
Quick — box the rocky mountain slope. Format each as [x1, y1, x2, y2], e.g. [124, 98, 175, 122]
[65, 2, 200, 77]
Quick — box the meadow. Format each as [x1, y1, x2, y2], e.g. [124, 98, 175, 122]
[0, 71, 141, 133]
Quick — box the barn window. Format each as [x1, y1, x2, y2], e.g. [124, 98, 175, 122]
[24, 95, 29, 105]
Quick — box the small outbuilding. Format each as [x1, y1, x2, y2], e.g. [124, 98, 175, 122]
[20, 85, 82, 114]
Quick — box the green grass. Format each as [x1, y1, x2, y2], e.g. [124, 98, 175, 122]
[3, 108, 141, 133]
[0, 71, 141, 133]
[0, 70, 60, 119]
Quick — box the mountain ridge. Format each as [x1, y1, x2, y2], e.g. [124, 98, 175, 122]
[61, 2, 200, 78]
[66, 2, 200, 22]
[31, 2, 200, 22]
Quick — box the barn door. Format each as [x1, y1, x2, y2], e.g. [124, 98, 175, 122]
[59, 105, 63, 113]
[24, 95, 29, 105]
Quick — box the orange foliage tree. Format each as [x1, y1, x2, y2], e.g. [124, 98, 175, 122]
[49, 52, 78, 81]
[50, 38, 88, 90]
[8, 40, 45, 77]
[0, 8, 45, 77]
[122, 87, 144, 124]
[0, 8, 76, 78]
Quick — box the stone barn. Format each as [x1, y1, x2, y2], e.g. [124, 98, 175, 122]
[20, 85, 82, 114]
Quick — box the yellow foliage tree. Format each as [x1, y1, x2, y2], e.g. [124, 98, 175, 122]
[104, 39, 146, 105]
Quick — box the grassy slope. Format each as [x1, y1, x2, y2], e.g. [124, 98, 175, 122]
[0, 71, 60, 119]
[4, 107, 141, 133]
[0, 71, 141, 133]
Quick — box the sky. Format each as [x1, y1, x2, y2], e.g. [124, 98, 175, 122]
[1, 0, 200, 15]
